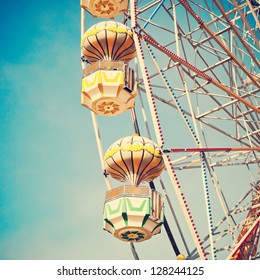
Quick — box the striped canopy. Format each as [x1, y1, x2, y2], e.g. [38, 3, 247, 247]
[104, 135, 164, 185]
[81, 21, 136, 64]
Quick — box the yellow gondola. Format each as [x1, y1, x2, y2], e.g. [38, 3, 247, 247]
[80, 0, 128, 19]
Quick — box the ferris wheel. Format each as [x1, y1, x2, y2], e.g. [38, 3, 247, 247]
[79, 0, 260, 260]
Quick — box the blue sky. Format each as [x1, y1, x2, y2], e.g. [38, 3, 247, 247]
[0, 0, 259, 260]
[0, 0, 175, 260]
[0, 0, 106, 259]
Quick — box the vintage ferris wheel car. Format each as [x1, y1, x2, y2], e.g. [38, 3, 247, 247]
[80, 0, 260, 260]
[80, 0, 128, 19]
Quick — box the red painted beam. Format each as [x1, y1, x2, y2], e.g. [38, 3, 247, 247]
[164, 147, 260, 153]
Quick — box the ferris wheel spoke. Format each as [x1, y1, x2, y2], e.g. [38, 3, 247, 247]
[130, 101, 182, 257]
[178, 0, 260, 84]
[142, 33, 260, 114]
[132, 0, 208, 259]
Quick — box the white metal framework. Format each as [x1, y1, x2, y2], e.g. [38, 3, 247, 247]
[81, 0, 260, 260]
